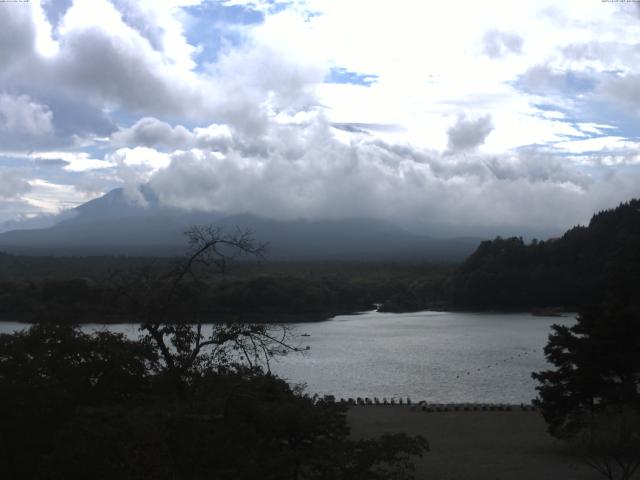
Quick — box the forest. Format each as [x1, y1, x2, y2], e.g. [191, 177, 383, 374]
[450, 199, 640, 311]
[1, 202, 639, 478]
[0, 255, 453, 323]
[0, 224, 430, 479]
[1, 199, 639, 322]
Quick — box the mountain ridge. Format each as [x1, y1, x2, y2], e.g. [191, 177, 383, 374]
[0, 188, 481, 260]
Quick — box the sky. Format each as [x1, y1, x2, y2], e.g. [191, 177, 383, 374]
[0, 0, 639, 236]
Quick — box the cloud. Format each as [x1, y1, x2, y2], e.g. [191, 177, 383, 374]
[107, 146, 171, 171]
[19, 178, 96, 215]
[575, 123, 616, 136]
[111, 117, 193, 149]
[137, 113, 639, 234]
[481, 150, 591, 187]
[51, 24, 202, 116]
[0, 91, 119, 152]
[561, 42, 618, 64]
[193, 124, 235, 151]
[0, 1, 327, 138]
[40, 0, 74, 30]
[2, 0, 640, 235]
[552, 136, 638, 155]
[29, 151, 113, 172]
[518, 64, 597, 96]
[0, 1, 207, 119]
[598, 73, 640, 115]
[0, 93, 54, 148]
[0, 169, 32, 199]
[110, 117, 233, 152]
[447, 114, 494, 152]
[0, 3, 36, 68]
[482, 30, 523, 58]
[39, 93, 117, 140]
[200, 10, 328, 134]
[106, 146, 172, 203]
[110, 0, 169, 53]
[34, 158, 70, 168]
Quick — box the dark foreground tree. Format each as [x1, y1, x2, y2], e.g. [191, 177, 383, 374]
[533, 303, 640, 479]
[0, 227, 428, 479]
[111, 226, 305, 385]
[0, 324, 158, 479]
[572, 406, 640, 480]
[0, 324, 428, 480]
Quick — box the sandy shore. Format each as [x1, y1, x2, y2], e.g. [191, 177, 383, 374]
[348, 406, 601, 480]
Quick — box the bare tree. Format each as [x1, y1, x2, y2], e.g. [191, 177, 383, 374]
[112, 226, 305, 385]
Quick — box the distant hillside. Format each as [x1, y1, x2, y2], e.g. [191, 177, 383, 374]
[451, 199, 640, 310]
[0, 188, 479, 261]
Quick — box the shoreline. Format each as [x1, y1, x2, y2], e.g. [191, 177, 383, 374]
[335, 400, 539, 411]
[0, 308, 577, 325]
[0, 311, 341, 325]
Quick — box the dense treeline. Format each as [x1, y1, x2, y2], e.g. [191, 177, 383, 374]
[0, 324, 428, 479]
[2, 198, 638, 319]
[452, 199, 640, 310]
[527, 202, 640, 476]
[0, 258, 454, 322]
[0, 228, 428, 479]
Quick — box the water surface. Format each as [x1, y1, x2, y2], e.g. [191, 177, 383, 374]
[0, 311, 574, 403]
[273, 311, 575, 403]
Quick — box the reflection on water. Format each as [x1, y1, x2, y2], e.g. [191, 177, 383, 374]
[0, 310, 574, 403]
[271, 311, 575, 403]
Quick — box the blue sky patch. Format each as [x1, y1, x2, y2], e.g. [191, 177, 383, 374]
[513, 68, 597, 98]
[563, 71, 597, 93]
[0, 156, 31, 169]
[41, 0, 73, 32]
[326, 68, 379, 86]
[183, 2, 263, 66]
[579, 100, 640, 140]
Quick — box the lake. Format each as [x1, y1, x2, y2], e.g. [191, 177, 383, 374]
[0, 310, 574, 404]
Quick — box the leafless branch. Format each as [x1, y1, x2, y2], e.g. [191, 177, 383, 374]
[109, 225, 302, 385]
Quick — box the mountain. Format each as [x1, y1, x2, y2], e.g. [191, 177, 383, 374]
[0, 188, 480, 260]
[451, 199, 640, 309]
